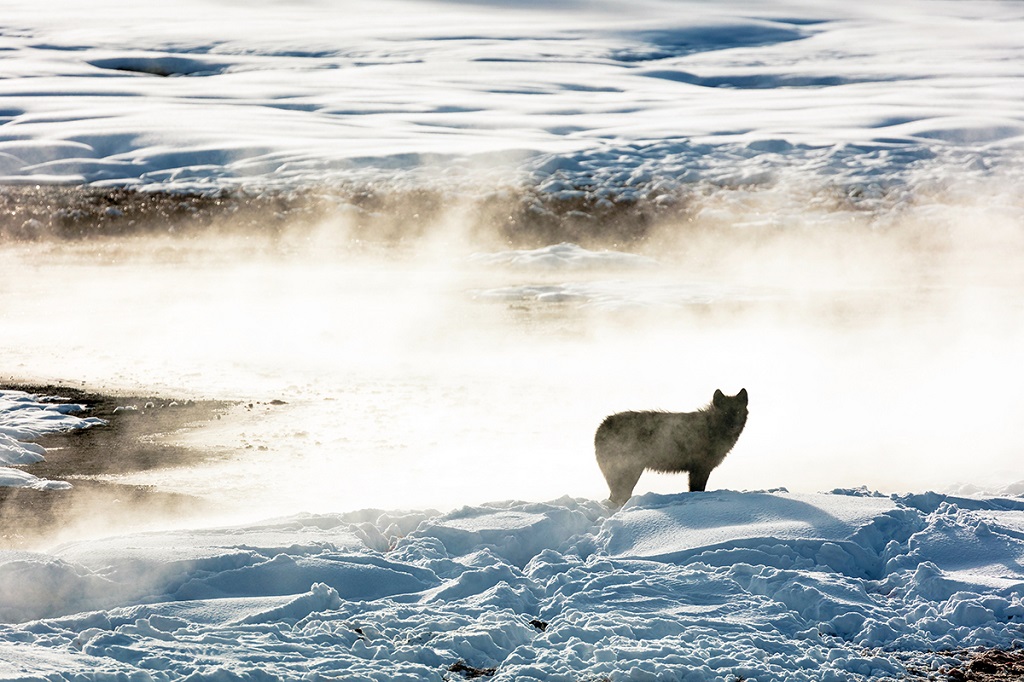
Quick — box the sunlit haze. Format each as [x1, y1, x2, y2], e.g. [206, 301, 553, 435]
[3, 190, 1022, 518]
[1, 0, 1023, 524]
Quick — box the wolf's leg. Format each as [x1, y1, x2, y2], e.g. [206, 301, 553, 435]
[606, 465, 643, 507]
[688, 468, 711, 492]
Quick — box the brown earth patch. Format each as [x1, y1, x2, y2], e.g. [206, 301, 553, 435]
[0, 183, 689, 248]
[942, 649, 1024, 681]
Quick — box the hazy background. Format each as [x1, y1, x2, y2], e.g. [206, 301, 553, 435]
[1, 0, 1022, 522]
[2, 187, 1021, 518]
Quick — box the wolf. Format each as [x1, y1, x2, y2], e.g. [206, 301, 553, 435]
[594, 388, 748, 507]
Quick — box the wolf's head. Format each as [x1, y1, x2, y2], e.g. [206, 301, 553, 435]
[712, 388, 748, 432]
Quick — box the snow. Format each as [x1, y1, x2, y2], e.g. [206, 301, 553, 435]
[0, 0, 1020, 193]
[0, 491, 1022, 680]
[0, 391, 105, 490]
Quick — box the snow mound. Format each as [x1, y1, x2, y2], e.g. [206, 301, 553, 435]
[0, 390, 105, 490]
[0, 467, 71, 491]
[1, 491, 1023, 680]
[600, 490, 900, 567]
[0, 435, 46, 467]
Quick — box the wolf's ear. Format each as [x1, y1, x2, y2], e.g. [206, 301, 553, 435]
[713, 389, 725, 407]
[738, 388, 748, 405]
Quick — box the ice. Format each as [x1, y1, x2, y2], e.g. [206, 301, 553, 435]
[0, 491, 1022, 679]
[470, 243, 712, 308]
[472, 277, 771, 309]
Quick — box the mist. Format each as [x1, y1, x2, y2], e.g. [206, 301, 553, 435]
[2, 184, 1022, 527]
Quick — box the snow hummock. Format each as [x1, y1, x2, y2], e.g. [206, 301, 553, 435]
[0, 390, 105, 490]
[1, 491, 1023, 680]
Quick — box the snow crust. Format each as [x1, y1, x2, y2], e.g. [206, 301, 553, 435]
[1, 491, 1023, 680]
[0, 391, 105, 490]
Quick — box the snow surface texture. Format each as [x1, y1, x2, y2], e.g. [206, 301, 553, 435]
[1, 491, 1023, 680]
[0, 0, 1021, 194]
[0, 391, 104, 490]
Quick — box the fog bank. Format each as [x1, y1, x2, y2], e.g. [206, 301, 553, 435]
[2, 186, 1021, 519]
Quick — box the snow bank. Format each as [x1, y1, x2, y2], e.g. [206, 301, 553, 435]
[0, 390, 105, 490]
[1, 491, 1022, 680]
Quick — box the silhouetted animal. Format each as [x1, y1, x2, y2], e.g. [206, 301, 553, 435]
[595, 388, 748, 507]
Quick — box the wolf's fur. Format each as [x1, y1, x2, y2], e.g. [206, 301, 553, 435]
[594, 388, 748, 507]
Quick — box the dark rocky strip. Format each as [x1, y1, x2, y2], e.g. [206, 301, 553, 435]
[0, 181, 881, 248]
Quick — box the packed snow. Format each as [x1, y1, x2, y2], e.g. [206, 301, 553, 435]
[0, 489, 1023, 680]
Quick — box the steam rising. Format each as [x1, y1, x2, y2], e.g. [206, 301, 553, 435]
[2, 183, 1022, 525]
